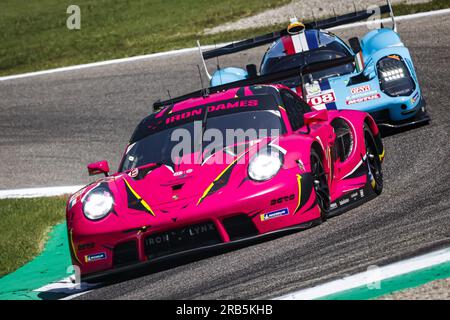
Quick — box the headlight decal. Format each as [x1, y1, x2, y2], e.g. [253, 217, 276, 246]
[124, 179, 155, 216]
[197, 155, 243, 206]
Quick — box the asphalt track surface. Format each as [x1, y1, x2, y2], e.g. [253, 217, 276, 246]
[1, 14, 450, 299]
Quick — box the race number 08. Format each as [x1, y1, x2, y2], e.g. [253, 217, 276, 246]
[308, 93, 335, 106]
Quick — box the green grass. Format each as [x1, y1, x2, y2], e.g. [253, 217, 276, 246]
[0, 197, 68, 276]
[0, 0, 290, 76]
[1, 0, 449, 77]
[392, 0, 450, 15]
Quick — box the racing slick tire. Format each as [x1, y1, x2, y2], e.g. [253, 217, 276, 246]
[364, 124, 383, 195]
[310, 148, 331, 221]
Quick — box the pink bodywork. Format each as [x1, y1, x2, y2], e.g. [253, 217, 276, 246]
[66, 84, 383, 277]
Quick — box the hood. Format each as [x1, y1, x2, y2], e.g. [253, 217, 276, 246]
[112, 140, 271, 208]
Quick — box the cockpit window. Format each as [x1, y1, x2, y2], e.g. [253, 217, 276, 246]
[260, 35, 354, 80]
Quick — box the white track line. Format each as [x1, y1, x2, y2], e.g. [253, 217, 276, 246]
[1, 8, 449, 82]
[0, 185, 83, 199]
[329, 7, 450, 31]
[0, 44, 222, 82]
[275, 247, 450, 300]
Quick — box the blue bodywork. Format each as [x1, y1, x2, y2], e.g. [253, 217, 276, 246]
[210, 28, 429, 128]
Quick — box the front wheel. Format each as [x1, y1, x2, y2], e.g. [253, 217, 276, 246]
[310, 149, 330, 221]
[364, 125, 383, 195]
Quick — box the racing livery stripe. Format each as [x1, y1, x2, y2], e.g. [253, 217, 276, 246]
[379, 148, 385, 162]
[294, 174, 302, 214]
[124, 179, 156, 216]
[281, 35, 295, 55]
[294, 173, 314, 214]
[305, 31, 319, 50]
[319, 80, 337, 110]
[69, 229, 81, 265]
[197, 152, 247, 206]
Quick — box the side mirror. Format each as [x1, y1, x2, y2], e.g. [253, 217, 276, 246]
[348, 37, 362, 54]
[87, 160, 110, 177]
[246, 64, 258, 79]
[304, 109, 328, 125]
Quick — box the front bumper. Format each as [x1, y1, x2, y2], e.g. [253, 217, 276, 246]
[371, 97, 430, 129]
[80, 219, 319, 282]
[68, 170, 319, 277]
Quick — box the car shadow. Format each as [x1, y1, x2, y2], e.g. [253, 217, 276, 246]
[380, 121, 430, 138]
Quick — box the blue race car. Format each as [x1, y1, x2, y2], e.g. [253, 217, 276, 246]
[197, 0, 430, 129]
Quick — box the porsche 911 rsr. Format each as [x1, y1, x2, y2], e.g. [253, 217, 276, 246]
[66, 84, 384, 279]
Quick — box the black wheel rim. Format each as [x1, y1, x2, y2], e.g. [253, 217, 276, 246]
[311, 153, 330, 214]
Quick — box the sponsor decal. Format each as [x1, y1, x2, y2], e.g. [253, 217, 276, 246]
[146, 222, 216, 246]
[411, 92, 420, 104]
[165, 99, 259, 125]
[330, 187, 366, 211]
[305, 82, 321, 96]
[270, 194, 295, 206]
[307, 90, 336, 107]
[78, 243, 95, 251]
[350, 85, 371, 95]
[173, 168, 194, 177]
[260, 208, 289, 221]
[346, 93, 381, 105]
[85, 252, 106, 263]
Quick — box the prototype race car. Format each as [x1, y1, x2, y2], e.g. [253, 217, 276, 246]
[66, 82, 385, 279]
[197, 0, 430, 129]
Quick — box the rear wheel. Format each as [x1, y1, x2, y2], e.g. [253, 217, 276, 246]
[310, 149, 330, 221]
[364, 125, 383, 195]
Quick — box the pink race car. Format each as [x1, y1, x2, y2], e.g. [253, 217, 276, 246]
[66, 84, 384, 279]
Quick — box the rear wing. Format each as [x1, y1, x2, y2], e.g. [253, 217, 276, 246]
[201, 2, 394, 61]
[153, 55, 355, 111]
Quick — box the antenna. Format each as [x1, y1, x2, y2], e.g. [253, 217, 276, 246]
[197, 65, 209, 98]
[167, 90, 175, 112]
[353, 1, 357, 15]
[333, 7, 337, 20]
[196, 40, 212, 80]
[386, 0, 397, 32]
[215, 41, 223, 86]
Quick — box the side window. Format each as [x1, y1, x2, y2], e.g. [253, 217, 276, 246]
[280, 90, 311, 131]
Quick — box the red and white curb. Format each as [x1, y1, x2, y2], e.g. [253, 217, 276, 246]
[275, 247, 450, 300]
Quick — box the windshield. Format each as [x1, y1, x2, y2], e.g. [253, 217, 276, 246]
[120, 97, 285, 171]
[261, 40, 354, 82]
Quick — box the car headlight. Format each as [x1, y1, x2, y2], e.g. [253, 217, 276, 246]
[82, 186, 114, 220]
[248, 148, 283, 181]
[377, 55, 415, 97]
